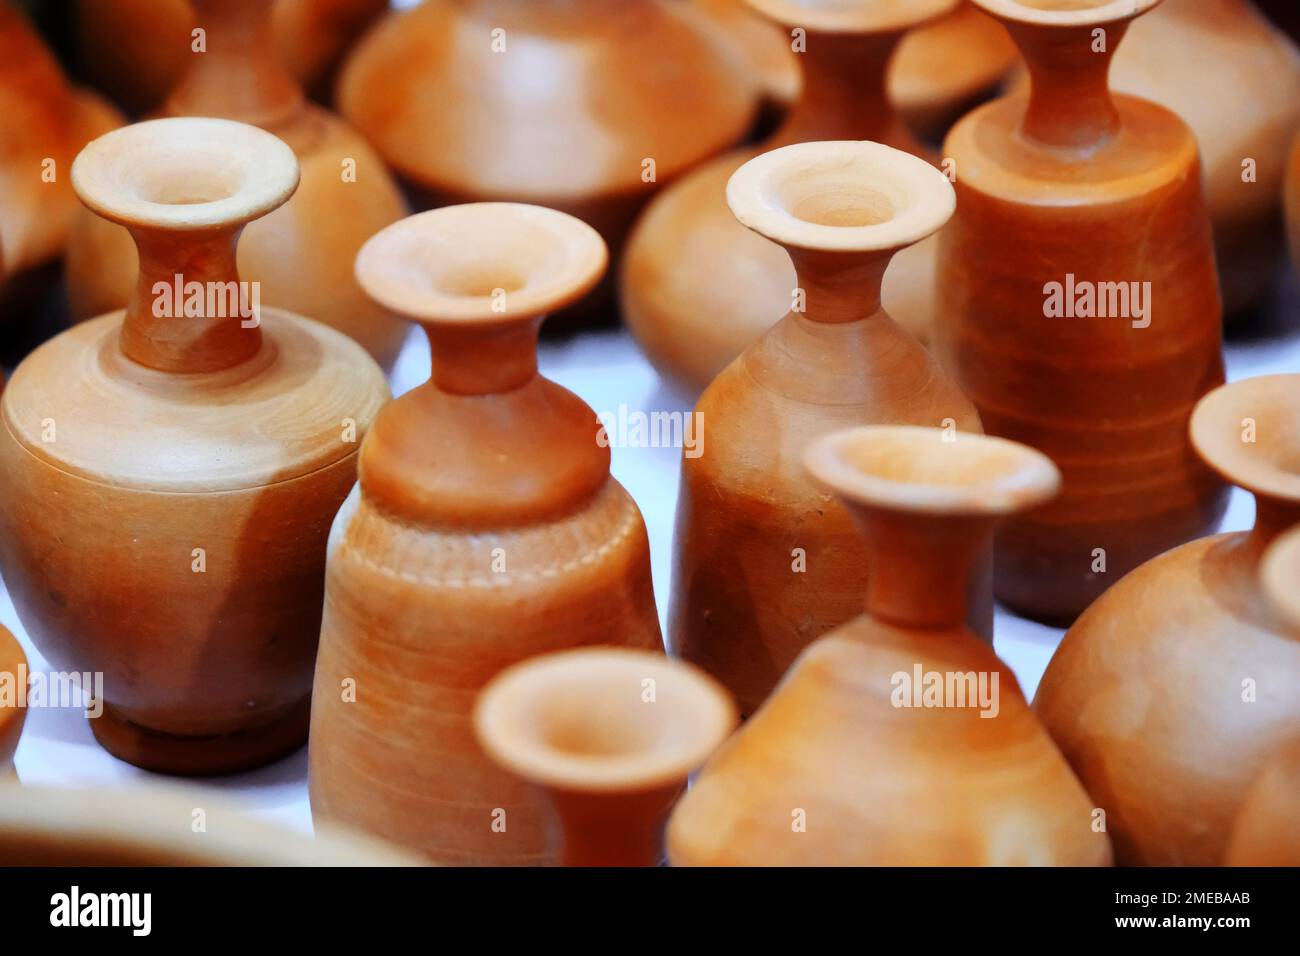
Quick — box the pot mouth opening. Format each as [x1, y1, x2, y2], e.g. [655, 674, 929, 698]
[71, 117, 299, 231]
[474, 649, 736, 794]
[726, 140, 954, 254]
[1190, 375, 1300, 505]
[972, 0, 1160, 28]
[744, 0, 958, 35]
[805, 425, 1061, 516]
[355, 203, 607, 325]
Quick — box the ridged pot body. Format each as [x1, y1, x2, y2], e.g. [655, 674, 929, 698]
[309, 480, 663, 865]
[670, 313, 985, 716]
[1035, 531, 1300, 865]
[0, 313, 387, 773]
[935, 94, 1228, 622]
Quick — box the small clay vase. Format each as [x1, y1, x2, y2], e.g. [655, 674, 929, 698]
[0, 624, 26, 779]
[1034, 374, 1300, 866]
[308, 204, 664, 866]
[1009, 0, 1300, 316]
[74, 0, 389, 113]
[668, 425, 1112, 866]
[0, 6, 122, 308]
[66, 0, 410, 370]
[0, 117, 389, 775]
[621, 0, 956, 395]
[935, 0, 1228, 624]
[669, 140, 985, 718]
[336, 0, 758, 321]
[474, 648, 736, 867]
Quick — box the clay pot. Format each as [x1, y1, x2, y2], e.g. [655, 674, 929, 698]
[1009, 0, 1300, 317]
[668, 425, 1112, 866]
[474, 648, 736, 867]
[0, 624, 26, 779]
[621, 0, 956, 396]
[934, 0, 1228, 625]
[669, 141, 985, 718]
[0, 6, 123, 308]
[1034, 374, 1300, 866]
[66, 0, 410, 370]
[74, 0, 389, 113]
[308, 203, 664, 866]
[0, 117, 389, 775]
[0, 785, 422, 865]
[336, 0, 758, 323]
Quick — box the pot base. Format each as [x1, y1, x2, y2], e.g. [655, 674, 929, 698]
[89, 698, 310, 776]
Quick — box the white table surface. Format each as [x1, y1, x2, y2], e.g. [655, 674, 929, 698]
[7, 280, 1300, 835]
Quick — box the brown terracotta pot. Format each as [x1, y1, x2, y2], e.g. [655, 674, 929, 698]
[0, 624, 26, 779]
[934, 0, 1228, 625]
[0, 785, 423, 866]
[669, 140, 986, 719]
[1009, 0, 1300, 317]
[0, 6, 123, 308]
[1034, 374, 1300, 866]
[621, 0, 956, 395]
[336, 0, 758, 322]
[0, 117, 389, 775]
[308, 203, 664, 866]
[668, 425, 1113, 866]
[74, 0, 389, 113]
[474, 648, 736, 867]
[66, 0, 410, 371]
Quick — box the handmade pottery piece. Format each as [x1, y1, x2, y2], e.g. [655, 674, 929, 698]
[308, 203, 664, 866]
[474, 648, 736, 867]
[1034, 374, 1300, 866]
[0, 117, 389, 775]
[669, 140, 985, 718]
[935, 0, 1228, 624]
[74, 0, 389, 113]
[0, 6, 123, 309]
[621, 0, 956, 395]
[66, 0, 410, 370]
[1008, 0, 1300, 317]
[669, 425, 1112, 866]
[0, 624, 26, 779]
[0, 785, 422, 865]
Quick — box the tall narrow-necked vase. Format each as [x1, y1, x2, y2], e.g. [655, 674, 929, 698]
[668, 425, 1112, 866]
[935, 0, 1228, 623]
[475, 648, 736, 867]
[308, 204, 663, 866]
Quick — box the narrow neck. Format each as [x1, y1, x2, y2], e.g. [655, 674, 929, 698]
[775, 32, 900, 145]
[787, 248, 894, 324]
[1244, 496, 1300, 563]
[423, 319, 542, 395]
[1008, 21, 1125, 150]
[852, 508, 996, 630]
[120, 225, 262, 373]
[169, 0, 303, 126]
[549, 785, 679, 868]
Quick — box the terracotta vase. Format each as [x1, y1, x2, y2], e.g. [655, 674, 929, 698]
[337, 0, 758, 322]
[474, 648, 736, 867]
[0, 624, 26, 779]
[0, 785, 422, 865]
[669, 140, 986, 719]
[308, 203, 664, 866]
[0, 117, 389, 775]
[1034, 374, 1300, 866]
[0, 6, 122, 309]
[74, 0, 389, 113]
[621, 0, 956, 395]
[66, 0, 410, 371]
[668, 425, 1113, 866]
[934, 0, 1228, 624]
[1008, 0, 1300, 317]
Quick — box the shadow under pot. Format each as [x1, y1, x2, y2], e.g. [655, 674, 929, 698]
[0, 117, 389, 775]
[307, 203, 663, 866]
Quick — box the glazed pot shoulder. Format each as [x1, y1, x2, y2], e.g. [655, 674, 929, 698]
[1, 312, 387, 492]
